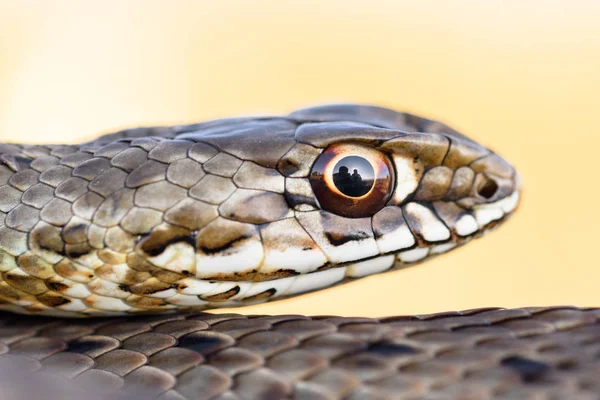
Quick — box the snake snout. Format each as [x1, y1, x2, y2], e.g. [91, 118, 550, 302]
[464, 152, 521, 230]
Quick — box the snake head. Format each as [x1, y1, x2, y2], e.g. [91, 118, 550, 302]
[277, 105, 520, 277]
[159, 104, 521, 308]
[0, 104, 520, 316]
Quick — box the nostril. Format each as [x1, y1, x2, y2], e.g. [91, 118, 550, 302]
[477, 176, 499, 199]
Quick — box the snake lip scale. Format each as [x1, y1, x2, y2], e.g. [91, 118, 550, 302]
[0, 104, 595, 399]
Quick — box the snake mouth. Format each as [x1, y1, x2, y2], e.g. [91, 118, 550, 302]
[198, 189, 522, 310]
[138, 187, 522, 304]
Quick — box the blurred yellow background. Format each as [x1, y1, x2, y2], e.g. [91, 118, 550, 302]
[1, 1, 598, 317]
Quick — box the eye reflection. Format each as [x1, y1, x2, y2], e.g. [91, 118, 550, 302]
[309, 144, 394, 218]
[333, 156, 375, 197]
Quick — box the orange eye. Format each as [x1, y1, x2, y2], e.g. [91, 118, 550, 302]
[309, 144, 395, 218]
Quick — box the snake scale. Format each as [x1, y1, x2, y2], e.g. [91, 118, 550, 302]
[0, 104, 597, 399]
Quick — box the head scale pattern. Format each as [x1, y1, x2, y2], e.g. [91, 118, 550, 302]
[0, 104, 520, 316]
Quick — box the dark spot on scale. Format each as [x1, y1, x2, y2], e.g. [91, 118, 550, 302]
[38, 243, 66, 257]
[140, 234, 196, 257]
[38, 293, 71, 307]
[302, 247, 313, 251]
[316, 262, 332, 271]
[63, 223, 88, 235]
[368, 342, 419, 357]
[278, 159, 300, 176]
[415, 169, 420, 174]
[325, 231, 370, 246]
[202, 286, 241, 302]
[501, 356, 551, 383]
[68, 337, 117, 355]
[178, 284, 188, 290]
[66, 249, 90, 259]
[273, 269, 300, 278]
[199, 234, 252, 255]
[229, 213, 236, 218]
[118, 284, 132, 293]
[243, 288, 277, 302]
[413, 156, 419, 163]
[178, 332, 233, 356]
[45, 281, 69, 292]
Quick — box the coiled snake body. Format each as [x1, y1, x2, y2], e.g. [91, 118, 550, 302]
[0, 105, 596, 399]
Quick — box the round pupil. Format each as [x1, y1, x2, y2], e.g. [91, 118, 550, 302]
[332, 156, 375, 197]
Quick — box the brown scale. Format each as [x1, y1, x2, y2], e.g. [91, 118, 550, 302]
[203, 153, 242, 177]
[96, 249, 127, 265]
[120, 207, 164, 234]
[0, 185, 23, 213]
[61, 218, 90, 244]
[125, 295, 172, 310]
[201, 287, 241, 302]
[15, 254, 54, 279]
[8, 169, 40, 192]
[72, 192, 104, 222]
[126, 160, 168, 188]
[168, 158, 205, 187]
[122, 278, 172, 297]
[93, 188, 135, 227]
[22, 183, 56, 209]
[54, 259, 96, 283]
[381, 133, 450, 167]
[218, 190, 290, 224]
[179, 119, 298, 169]
[413, 166, 454, 202]
[189, 173, 237, 204]
[126, 253, 188, 285]
[0, 282, 25, 303]
[65, 243, 94, 259]
[195, 219, 257, 255]
[137, 225, 193, 258]
[164, 199, 218, 231]
[105, 226, 135, 253]
[40, 165, 74, 188]
[94, 264, 151, 286]
[44, 279, 70, 293]
[3, 270, 48, 296]
[37, 292, 71, 308]
[110, 147, 149, 172]
[277, 143, 323, 178]
[241, 288, 278, 303]
[446, 166, 476, 200]
[136, 181, 189, 211]
[202, 269, 300, 283]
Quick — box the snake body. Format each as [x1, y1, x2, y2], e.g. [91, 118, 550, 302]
[0, 105, 596, 399]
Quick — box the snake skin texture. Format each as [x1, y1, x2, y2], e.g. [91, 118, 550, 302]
[1, 307, 599, 400]
[0, 104, 556, 399]
[0, 104, 520, 317]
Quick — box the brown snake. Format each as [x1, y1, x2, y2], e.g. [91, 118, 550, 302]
[0, 104, 596, 399]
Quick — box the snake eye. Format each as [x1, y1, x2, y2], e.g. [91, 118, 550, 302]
[309, 144, 395, 218]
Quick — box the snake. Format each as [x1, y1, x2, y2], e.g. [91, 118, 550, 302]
[0, 104, 596, 399]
